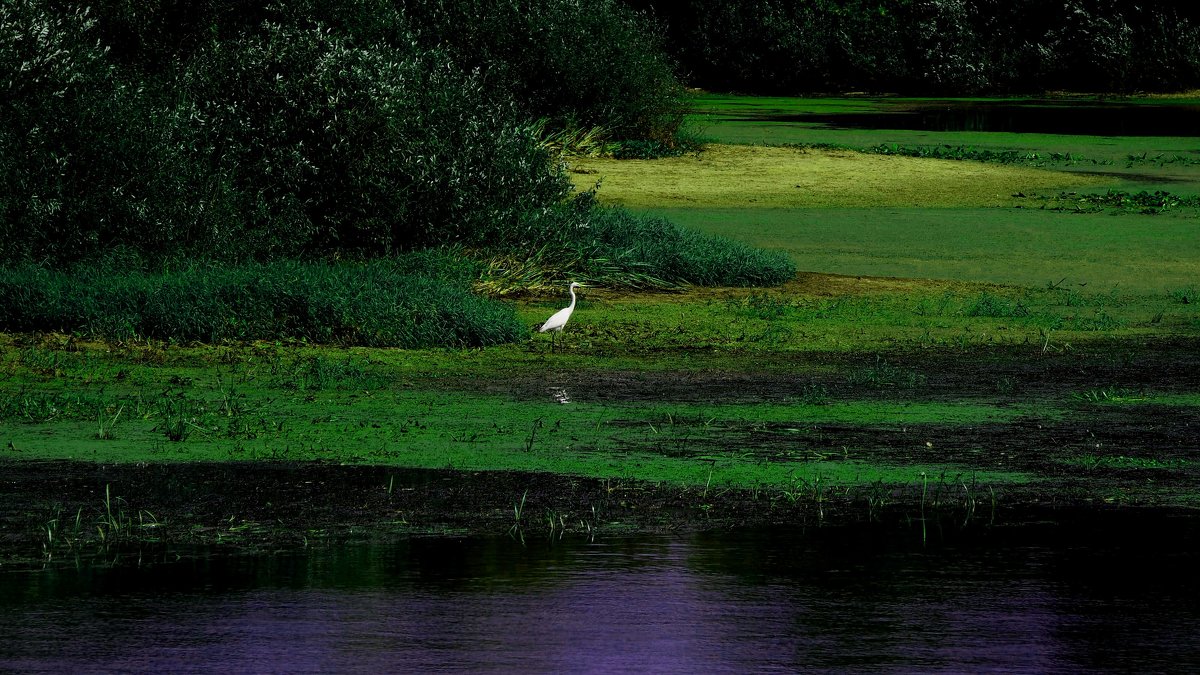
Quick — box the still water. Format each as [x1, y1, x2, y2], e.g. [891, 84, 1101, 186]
[2, 511, 1198, 673]
[761, 100, 1200, 137]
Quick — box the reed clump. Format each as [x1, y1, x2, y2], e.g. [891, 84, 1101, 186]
[0, 255, 524, 347]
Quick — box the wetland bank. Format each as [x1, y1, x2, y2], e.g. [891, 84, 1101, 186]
[3, 281, 1198, 566]
[5, 3, 1200, 671]
[3, 2, 1200, 573]
[5, 94, 1200, 565]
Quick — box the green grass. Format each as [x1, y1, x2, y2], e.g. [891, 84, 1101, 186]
[640, 206, 1200, 293]
[528, 204, 797, 288]
[3, 287, 1196, 508]
[0, 367, 1036, 490]
[491, 276, 1172, 357]
[574, 95, 1199, 294]
[5, 272, 1189, 376]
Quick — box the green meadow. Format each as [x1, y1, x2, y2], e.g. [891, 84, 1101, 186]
[575, 94, 1200, 292]
[646, 206, 1199, 292]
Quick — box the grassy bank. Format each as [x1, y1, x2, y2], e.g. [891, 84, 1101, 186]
[3, 93, 1199, 565]
[0, 213, 797, 345]
[2, 276, 1197, 564]
[3, 275, 1197, 487]
[0, 257, 522, 347]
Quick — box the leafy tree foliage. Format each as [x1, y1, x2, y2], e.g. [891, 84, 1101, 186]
[627, 0, 1200, 94]
[0, 0, 685, 265]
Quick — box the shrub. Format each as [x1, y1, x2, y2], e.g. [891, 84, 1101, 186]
[0, 3, 169, 263]
[0, 7, 575, 264]
[175, 23, 572, 258]
[1, 0, 793, 324]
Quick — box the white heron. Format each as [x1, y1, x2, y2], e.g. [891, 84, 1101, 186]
[538, 282, 581, 352]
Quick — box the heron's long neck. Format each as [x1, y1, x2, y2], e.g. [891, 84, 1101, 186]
[567, 287, 577, 309]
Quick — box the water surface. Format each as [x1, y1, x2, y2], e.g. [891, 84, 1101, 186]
[2, 511, 1197, 673]
[747, 100, 1200, 137]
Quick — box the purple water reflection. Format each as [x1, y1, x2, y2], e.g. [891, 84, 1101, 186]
[2, 514, 1198, 673]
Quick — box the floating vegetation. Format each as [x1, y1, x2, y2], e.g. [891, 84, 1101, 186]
[861, 143, 1099, 167]
[784, 142, 1106, 167]
[1124, 152, 1200, 168]
[1070, 455, 1191, 471]
[1016, 190, 1200, 215]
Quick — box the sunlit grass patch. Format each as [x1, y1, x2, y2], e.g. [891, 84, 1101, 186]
[567, 144, 1111, 210]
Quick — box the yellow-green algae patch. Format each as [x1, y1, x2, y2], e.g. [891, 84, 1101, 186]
[568, 144, 1114, 209]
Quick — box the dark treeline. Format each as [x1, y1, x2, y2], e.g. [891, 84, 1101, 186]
[0, 0, 690, 266]
[625, 0, 1200, 94]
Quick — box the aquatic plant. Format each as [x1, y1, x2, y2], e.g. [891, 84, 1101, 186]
[1032, 190, 1200, 215]
[95, 405, 124, 441]
[509, 490, 528, 543]
[274, 356, 390, 392]
[95, 484, 133, 544]
[1072, 387, 1147, 403]
[845, 357, 928, 390]
[42, 506, 83, 560]
[919, 471, 928, 545]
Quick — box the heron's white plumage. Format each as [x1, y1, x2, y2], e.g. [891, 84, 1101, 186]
[540, 306, 573, 332]
[539, 282, 580, 334]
